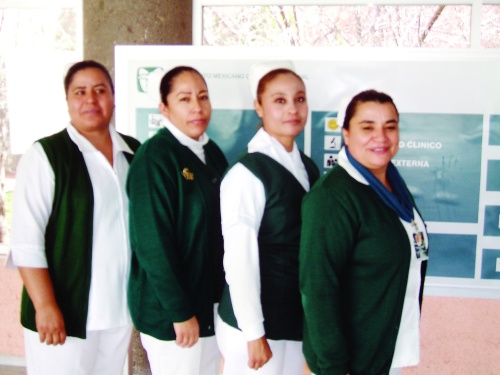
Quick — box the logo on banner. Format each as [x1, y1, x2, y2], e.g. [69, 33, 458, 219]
[324, 135, 341, 151]
[324, 116, 341, 133]
[146, 114, 163, 138]
[324, 154, 339, 168]
[137, 67, 164, 93]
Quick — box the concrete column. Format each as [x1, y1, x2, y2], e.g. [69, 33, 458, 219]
[82, 1, 193, 374]
[83, 0, 192, 75]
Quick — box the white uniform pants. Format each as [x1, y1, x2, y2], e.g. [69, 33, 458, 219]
[24, 324, 132, 375]
[140, 333, 221, 375]
[216, 315, 304, 375]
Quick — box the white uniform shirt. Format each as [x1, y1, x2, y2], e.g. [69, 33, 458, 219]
[338, 147, 427, 368]
[220, 128, 310, 341]
[9, 124, 134, 330]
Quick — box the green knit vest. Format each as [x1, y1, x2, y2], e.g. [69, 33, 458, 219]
[218, 151, 319, 341]
[20, 129, 139, 339]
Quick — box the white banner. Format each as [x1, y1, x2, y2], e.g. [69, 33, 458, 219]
[115, 45, 500, 299]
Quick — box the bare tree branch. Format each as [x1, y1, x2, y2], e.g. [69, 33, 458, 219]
[419, 5, 445, 45]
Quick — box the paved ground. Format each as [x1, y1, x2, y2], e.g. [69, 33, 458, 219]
[0, 366, 25, 375]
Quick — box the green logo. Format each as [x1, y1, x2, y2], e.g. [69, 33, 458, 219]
[137, 67, 164, 93]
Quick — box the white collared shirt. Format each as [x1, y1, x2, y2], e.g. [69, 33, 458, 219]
[220, 128, 310, 341]
[162, 116, 209, 164]
[9, 124, 133, 330]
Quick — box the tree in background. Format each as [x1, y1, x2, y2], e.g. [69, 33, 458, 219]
[481, 5, 500, 48]
[203, 4, 499, 48]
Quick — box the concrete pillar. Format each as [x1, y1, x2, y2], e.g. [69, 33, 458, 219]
[82, 1, 193, 374]
[83, 0, 193, 76]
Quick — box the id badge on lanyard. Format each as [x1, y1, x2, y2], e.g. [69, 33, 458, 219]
[411, 219, 429, 261]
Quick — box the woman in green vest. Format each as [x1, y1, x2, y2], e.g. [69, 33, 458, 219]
[300, 90, 429, 375]
[127, 66, 228, 375]
[9, 60, 140, 375]
[216, 61, 320, 375]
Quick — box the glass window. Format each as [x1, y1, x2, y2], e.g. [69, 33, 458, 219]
[0, 4, 81, 250]
[481, 4, 500, 48]
[202, 5, 472, 48]
[0, 8, 78, 52]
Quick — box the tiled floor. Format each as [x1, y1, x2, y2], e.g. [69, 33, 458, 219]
[0, 366, 25, 375]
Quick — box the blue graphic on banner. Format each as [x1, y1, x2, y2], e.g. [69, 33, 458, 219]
[486, 160, 500, 192]
[136, 108, 161, 141]
[427, 234, 476, 278]
[484, 206, 500, 236]
[481, 250, 500, 280]
[490, 115, 500, 146]
[207, 110, 260, 163]
[396, 114, 482, 223]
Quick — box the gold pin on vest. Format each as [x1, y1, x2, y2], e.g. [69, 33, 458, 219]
[182, 167, 194, 180]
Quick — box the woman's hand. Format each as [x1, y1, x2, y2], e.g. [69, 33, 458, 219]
[35, 302, 66, 345]
[247, 336, 272, 370]
[18, 267, 67, 345]
[173, 316, 200, 348]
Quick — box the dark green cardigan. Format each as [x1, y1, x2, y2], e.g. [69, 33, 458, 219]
[127, 128, 228, 341]
[20, 129, 140, 339]
[300, 164, 427, 375]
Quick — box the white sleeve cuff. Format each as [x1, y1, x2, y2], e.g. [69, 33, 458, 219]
[242, 321, 266, 342]
[9, 143, 53, 270]
[9, 246, 49, 268]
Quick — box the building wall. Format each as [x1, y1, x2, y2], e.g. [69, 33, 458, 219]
[83, 0, 192, 76]
[0, 256, 25, 365]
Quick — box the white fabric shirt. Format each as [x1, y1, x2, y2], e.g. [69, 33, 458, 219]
[162, 116, 209, 163]
[220, 128, 310, 341]
[338, 147, 428, 368]
[9, 124, 134, 330]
